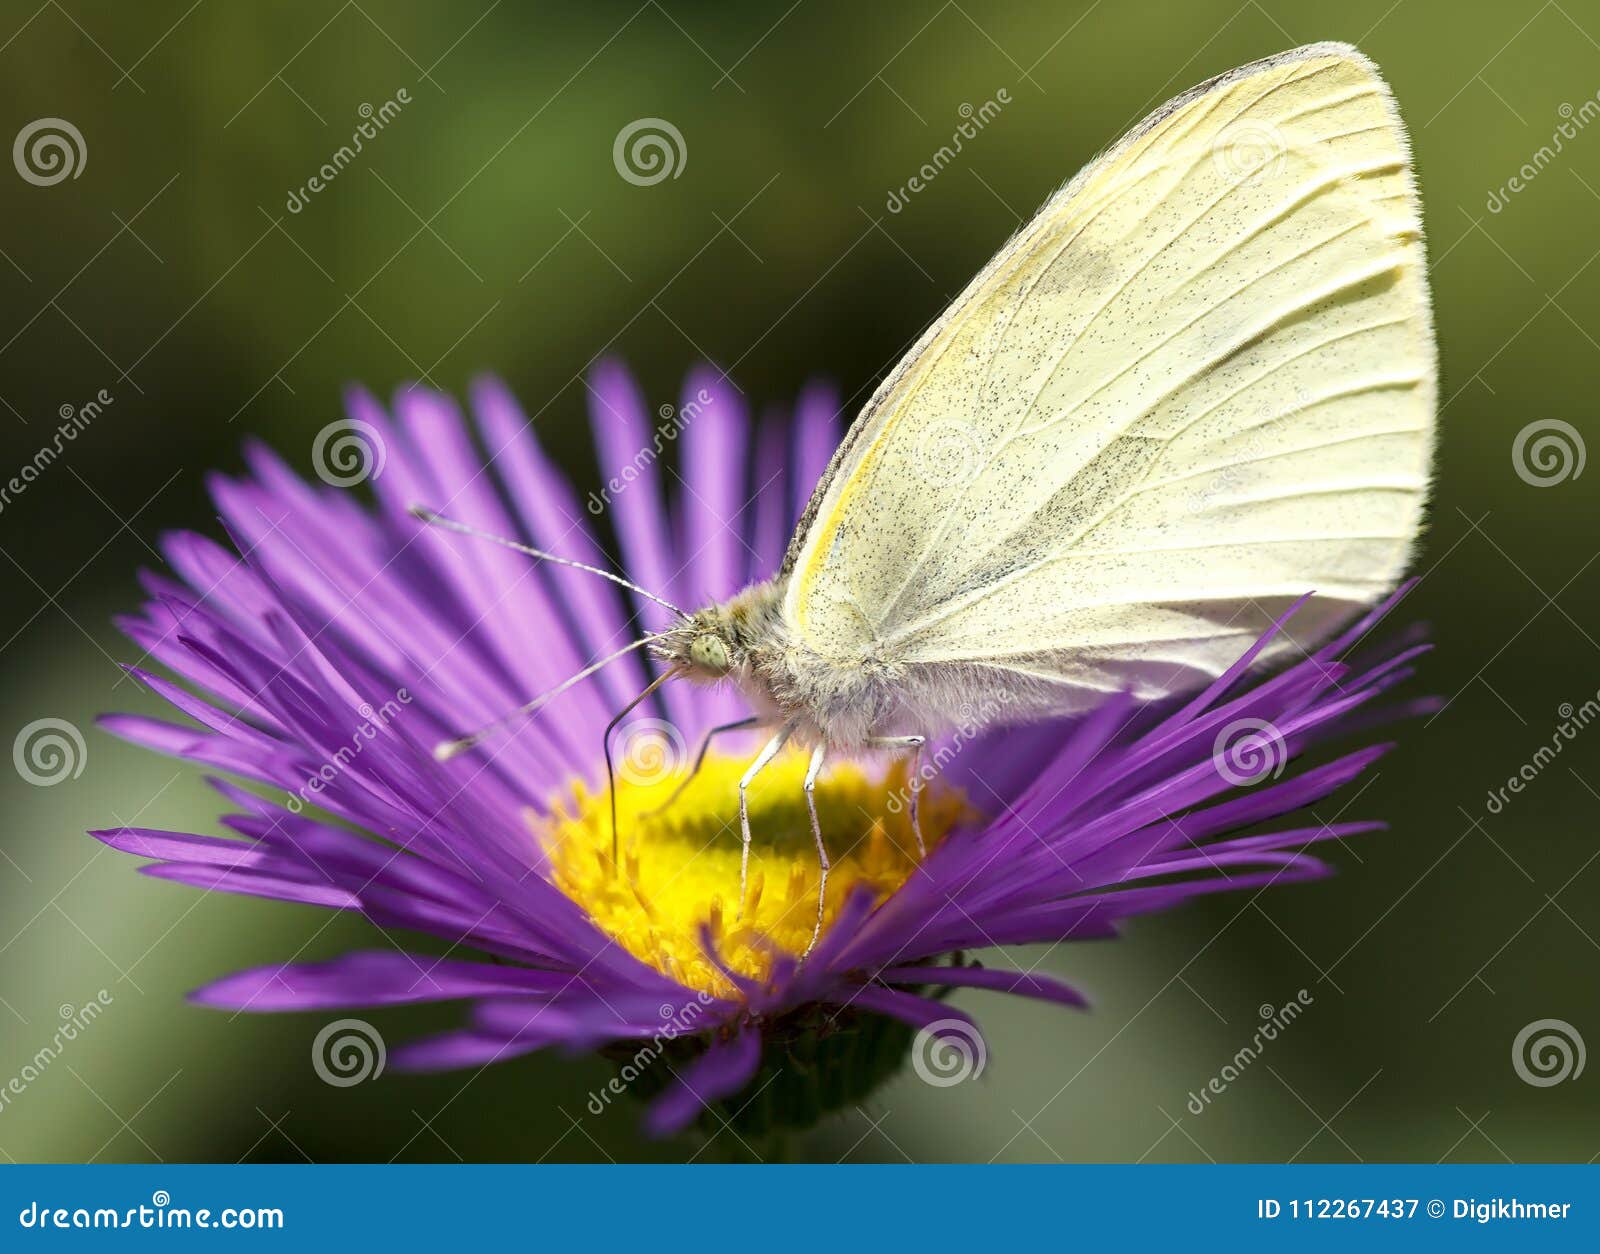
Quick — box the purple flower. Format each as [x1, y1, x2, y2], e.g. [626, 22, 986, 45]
[94, 365, 1432, 1139]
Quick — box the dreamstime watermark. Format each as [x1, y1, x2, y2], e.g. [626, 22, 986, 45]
[13, 117, 86, 186]
[287, 690, 411, 813]
[911, 1018, 986, 1086]
[613, 117, 686, 186]
[1487, 95, 1600, 214]
[585, 993, 716, 1115]
[311, 418, 387, 487]
[884, 690, 1018, 814]
[312, 1018, 386, 1086]
[886, 91, 1011, 213]
[1511, 419, 1585, 487]
[1484, 691, 1600, 815]
[0, 991, 113, 1115]
[0, 389, 112, 516]
[1212, 717, 1287, 786]
[1186, 434, 1265, 516]
[285, 90, 411, 213]
[1512, 1018, 1585, 1087]
[585, 389, 712, 514]
[1186, 989, 1312, 1114]
[1183, 389, 1312, 516]
[13, 718, 87, 786]
[17, 1192, 284, 1230]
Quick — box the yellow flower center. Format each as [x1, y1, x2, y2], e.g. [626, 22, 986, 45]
[540, 747, 971, 999]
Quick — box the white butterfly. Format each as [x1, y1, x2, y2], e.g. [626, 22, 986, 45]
[422, 42, 1435, 952]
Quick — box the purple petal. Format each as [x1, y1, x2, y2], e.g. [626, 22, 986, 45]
[91, 827, 260, 866]
[642, 1024, 761, 1138]
[189, 951, 572, 1011]
[470, 376, 649, 709]
[676, 368, 749, 726]
[791, 381, 840, 527]
[843, 985, 984, 1035]
[141, 862, 358, 910]
[389, 1029, 551, 1072]
[877, 963, 1088, 1008]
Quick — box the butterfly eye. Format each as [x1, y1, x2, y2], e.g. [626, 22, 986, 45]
[689, 634, 730, 674]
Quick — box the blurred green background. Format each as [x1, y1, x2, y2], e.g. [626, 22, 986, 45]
[2, 0, 1597, 1164]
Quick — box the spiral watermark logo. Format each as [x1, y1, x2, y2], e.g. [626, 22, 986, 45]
[311, 419, 386, 487]
[911, 1018, 986, 1087]
[151, 1190, 171, 1208]
[1212, 717, 1287, 786]
[1210, 120, 1288, 183]
[13, 718, 87, 786]
[613, 118, 686, 186]
[914, 419, 984, 488]
[616, 718, 686, 787]
[13, 118, 86, 186]
[312, 1018, 386, 1086]
[1512, 1018, 1585, 1087]
[1512, 419, 1585, 486]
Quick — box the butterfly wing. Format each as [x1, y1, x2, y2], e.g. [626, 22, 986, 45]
[781, 43, 1434, 714]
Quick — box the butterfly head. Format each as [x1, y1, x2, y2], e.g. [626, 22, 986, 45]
[651, 581, 783, 686]
[652, 610, 739, 681]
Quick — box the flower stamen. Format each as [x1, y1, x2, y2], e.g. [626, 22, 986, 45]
[542, 748, 971, 998]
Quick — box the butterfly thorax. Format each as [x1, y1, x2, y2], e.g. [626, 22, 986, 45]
[652, 579, 908, 749]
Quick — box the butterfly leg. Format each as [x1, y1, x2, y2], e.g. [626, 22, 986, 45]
[802, 743, 830, 957]
[738, 723, 794, 918]
[643, 716, 761, 818]
[868, 734, 927, 856]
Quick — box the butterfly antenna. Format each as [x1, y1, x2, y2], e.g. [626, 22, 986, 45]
[409, 504, 688, 617]
[433, 635, 665, 762]
[603, 670, 677, 868]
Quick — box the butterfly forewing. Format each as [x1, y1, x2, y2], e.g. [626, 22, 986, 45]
[782, 43, 1434, 708]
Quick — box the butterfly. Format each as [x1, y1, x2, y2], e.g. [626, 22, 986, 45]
[417, 41, 1435, 953]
